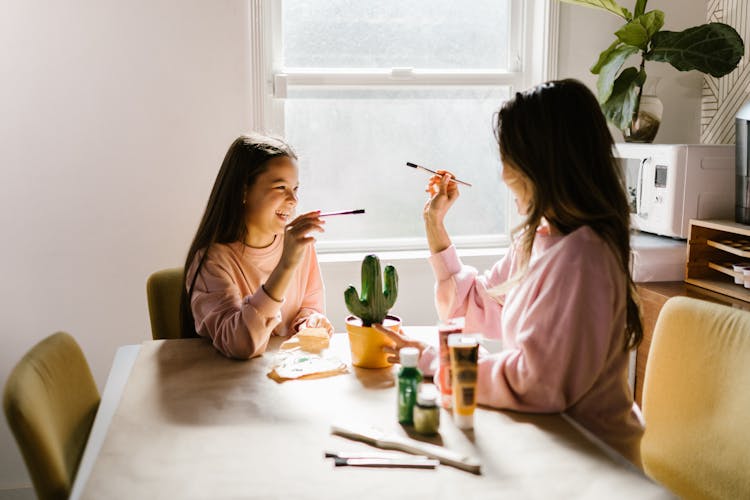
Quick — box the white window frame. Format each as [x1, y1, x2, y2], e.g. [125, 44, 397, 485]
[248, 0, 559, 253]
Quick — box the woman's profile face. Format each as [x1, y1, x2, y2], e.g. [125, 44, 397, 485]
[501, 159, 532, 215]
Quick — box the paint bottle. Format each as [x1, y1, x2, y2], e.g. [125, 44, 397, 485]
[448, 334, 479, 430]
[397, 347, 422, 425]
[437, 318, 464, 409]
[413, 385, 440, 435]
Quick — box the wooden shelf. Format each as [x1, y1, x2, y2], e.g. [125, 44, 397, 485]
[706, 239, 750, 258]
[686, 219, 750, 302]
[685, 278, 750, 302]
[689, 219, 750, 235]
[707, 261, 738, 278]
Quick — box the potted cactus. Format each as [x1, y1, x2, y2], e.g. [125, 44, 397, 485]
[344, 254, 400, 368]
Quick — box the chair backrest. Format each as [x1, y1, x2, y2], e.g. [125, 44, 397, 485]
[146, 267, 185, 340]
[3, 332, 100, 500]
[641, 296, 750, 498]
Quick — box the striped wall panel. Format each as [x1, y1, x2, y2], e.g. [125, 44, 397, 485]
[701, 0, 750, 144]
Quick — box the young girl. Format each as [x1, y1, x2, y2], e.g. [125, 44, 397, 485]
[378, 79, 645, 467]
[180, 133, 333, 359]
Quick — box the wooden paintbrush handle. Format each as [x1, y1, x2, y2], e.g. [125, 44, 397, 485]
[331, 423, 481, 474]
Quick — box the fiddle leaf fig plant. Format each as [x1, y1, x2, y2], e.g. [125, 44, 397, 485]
[344, 254, 398, 327]
[558, 0, 745, 130]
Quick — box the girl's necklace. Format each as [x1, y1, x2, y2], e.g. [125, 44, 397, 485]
[243, 233, 277, 249]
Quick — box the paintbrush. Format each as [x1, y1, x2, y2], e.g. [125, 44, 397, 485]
[330, 422, 481, 474]
[405, 162, 472, 187]
[319, 209, 365, 217]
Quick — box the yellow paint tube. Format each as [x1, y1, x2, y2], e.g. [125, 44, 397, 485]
[448, 334, 479, 430]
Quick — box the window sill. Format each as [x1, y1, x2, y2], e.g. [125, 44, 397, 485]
[317, 246, 508, 264]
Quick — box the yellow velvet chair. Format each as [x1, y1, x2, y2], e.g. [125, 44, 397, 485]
[146, 267, 185, 340]
[641, 296, 750, 499]
[3, 332, 100, 500]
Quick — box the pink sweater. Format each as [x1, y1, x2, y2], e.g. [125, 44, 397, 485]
[425, 226, 644, 467]
[186, 237, 325, 359]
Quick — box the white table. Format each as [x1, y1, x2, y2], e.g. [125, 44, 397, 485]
[69, 344, 140, 500]
[71, 328, 672, 499]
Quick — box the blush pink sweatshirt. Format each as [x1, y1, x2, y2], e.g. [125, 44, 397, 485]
[424, 225, 644, 467]
[186, 236, 325, 359]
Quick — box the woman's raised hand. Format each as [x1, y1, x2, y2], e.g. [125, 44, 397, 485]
[422, 170, 459, 254]
[423, 170, 460, 225]
[280, 210, 325, 270]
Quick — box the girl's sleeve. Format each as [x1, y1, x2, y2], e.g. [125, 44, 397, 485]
[428, 245, 512, 336]
[475, 244, 619, 412]
[190, 253, 284, 360]
[290, 247, 326, 331]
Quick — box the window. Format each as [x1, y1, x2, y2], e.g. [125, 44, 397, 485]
[249, 0, 558, 251]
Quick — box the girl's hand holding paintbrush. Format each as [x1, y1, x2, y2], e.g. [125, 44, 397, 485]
[279, 209, 365, 269]
[281, 209, 364, 260]
[269, 208, 364, 303]
[264, 210, 325, 304]
[279, 210, 327, 270]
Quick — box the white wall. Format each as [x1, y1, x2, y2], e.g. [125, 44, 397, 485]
[0, 0, 706, 492]
[0, 0, 253, 490]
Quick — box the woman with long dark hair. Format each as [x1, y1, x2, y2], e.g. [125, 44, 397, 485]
[378, 79, 644, 467]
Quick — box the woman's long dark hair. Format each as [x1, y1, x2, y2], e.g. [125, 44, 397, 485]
[180, 134, 297, 338]
[494, 79, 642, 351]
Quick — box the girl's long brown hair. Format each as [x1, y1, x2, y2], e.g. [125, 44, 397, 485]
[179, 134, 297, 338]
[494, 79, 642, 351]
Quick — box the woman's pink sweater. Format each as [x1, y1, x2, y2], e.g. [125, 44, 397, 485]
[186, 237, 325, 359]
[425, 226, 644, 467]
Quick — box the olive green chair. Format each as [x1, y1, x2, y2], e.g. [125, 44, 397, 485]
[3, 332, 100, 500]
[641, 296, 750, 499]
[146, 267, 185, 340]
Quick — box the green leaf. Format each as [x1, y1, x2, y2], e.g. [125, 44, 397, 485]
[634, 0, 648, 17]
[640, 10, 664, 38]
[615, 11, 664, 49]
[601, 67, 647, 129]
[597, 44, 640, 103]
[591, 40, 622, 74]
[616, 22, 647, 48]
[646, 22, 745, 77]
[557, 0, 630, 19]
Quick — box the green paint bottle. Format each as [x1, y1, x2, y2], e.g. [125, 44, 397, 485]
[397, 347, 422, 425]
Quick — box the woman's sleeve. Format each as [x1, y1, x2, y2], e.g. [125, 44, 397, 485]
[475, 245, 620, 412]
[416, 345, 437, 377]
[290, 247, 326, 331]
[190, 253, 284, 359]
[428, 245, 512, 336]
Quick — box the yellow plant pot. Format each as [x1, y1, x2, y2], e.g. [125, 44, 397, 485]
[345, 315, 401, 368]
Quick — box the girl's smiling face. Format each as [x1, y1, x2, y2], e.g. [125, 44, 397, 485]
[243, 156, 299, 247]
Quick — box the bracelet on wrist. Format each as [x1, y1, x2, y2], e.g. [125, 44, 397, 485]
[261, 283, 282, 303]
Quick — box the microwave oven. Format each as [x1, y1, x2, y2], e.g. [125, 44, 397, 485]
[614, 143, 735, 239]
